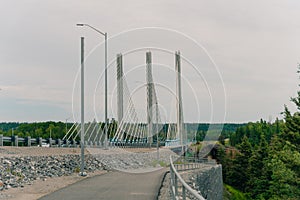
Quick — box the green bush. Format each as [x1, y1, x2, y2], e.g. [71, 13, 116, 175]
[224, 184, 249, 200]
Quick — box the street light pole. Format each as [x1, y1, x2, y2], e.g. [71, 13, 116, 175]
[76, 23, 108, 149]
[65, 117, 70, 138]
[80, 37, 86, 176]
[156, 102, 159, 160]
[11, 128, 13, 147]
[65, 119, 68, 135]
[104, 32, 108, 149]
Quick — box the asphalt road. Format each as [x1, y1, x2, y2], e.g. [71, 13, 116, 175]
[39, 168, 167, 200]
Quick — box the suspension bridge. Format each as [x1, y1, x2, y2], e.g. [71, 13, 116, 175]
[63, 50, 188, 152]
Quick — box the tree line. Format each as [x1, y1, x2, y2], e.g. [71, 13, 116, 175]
[0, 121, 70, 139]
[0, 121, 242, 142]
[216, 66, 300, 199]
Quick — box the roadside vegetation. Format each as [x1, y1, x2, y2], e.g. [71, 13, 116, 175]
[223, 184, 248, 200]
[216, 65, 300, 199]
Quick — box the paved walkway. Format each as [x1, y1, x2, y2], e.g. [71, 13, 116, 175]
[39, 168, 167, 200]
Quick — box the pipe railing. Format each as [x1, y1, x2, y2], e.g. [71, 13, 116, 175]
[169, 156, 206, 200]
[0, 134, 164, 148]
[175, 157, 216, 165]
[0, 134, 78, 147]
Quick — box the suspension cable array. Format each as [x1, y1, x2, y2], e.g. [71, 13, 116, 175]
[64, 51, 185, 148]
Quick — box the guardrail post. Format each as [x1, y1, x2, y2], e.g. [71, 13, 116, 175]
[49, 138, 52, 147]
[27, 136, 31, 147]
[58, 139, 62, 147]
[0, 134, 3, 146]
[175, 175, 178, 196]
[39, 137, 42, 147]
[14, 136, 18, 147]
[183, 186, 186, 200]
[171, 168, 175, 199]
[170, 168, 174, 200]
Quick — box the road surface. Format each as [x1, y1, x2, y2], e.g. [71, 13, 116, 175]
[39, 168, 167, 200]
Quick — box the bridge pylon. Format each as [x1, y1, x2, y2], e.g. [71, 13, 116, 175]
[146, 51, 153, 147]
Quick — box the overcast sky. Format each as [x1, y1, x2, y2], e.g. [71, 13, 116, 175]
[0, 0, 299, 123]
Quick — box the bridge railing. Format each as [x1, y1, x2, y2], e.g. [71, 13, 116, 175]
[169, 156, 206, 200]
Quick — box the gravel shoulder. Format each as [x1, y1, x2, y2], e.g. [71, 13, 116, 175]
[0, 170, 106, 200]
[0, 147, 84, 157]
[0, 147, 105, 200]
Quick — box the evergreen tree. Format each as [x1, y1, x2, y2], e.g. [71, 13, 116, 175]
[266, 140, 300, 199]
[216, 145, 234, 185]
[282, 105, 300, 150]
[281, 65, 300, 150]
[246, 134, 270, 199]
[227, 136, 252, 191]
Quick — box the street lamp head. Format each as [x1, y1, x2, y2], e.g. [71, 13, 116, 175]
[76, 23, 106, 36]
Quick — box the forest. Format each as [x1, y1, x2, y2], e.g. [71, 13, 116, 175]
[216, 67, 300, 199]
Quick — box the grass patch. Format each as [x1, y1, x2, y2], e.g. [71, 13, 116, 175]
[224, 184, 249, 200]
[74, 166, 80, 173]
[151, 160, 168, 167]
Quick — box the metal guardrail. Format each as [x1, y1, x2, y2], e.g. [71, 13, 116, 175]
[110, 142, 164, 148]
[169, 156, 206, 200]
[175, 157, 217, 165]
[0, 134, 78, 147]
[0, 134, 163, 149]
[174, 163, 205, 171]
